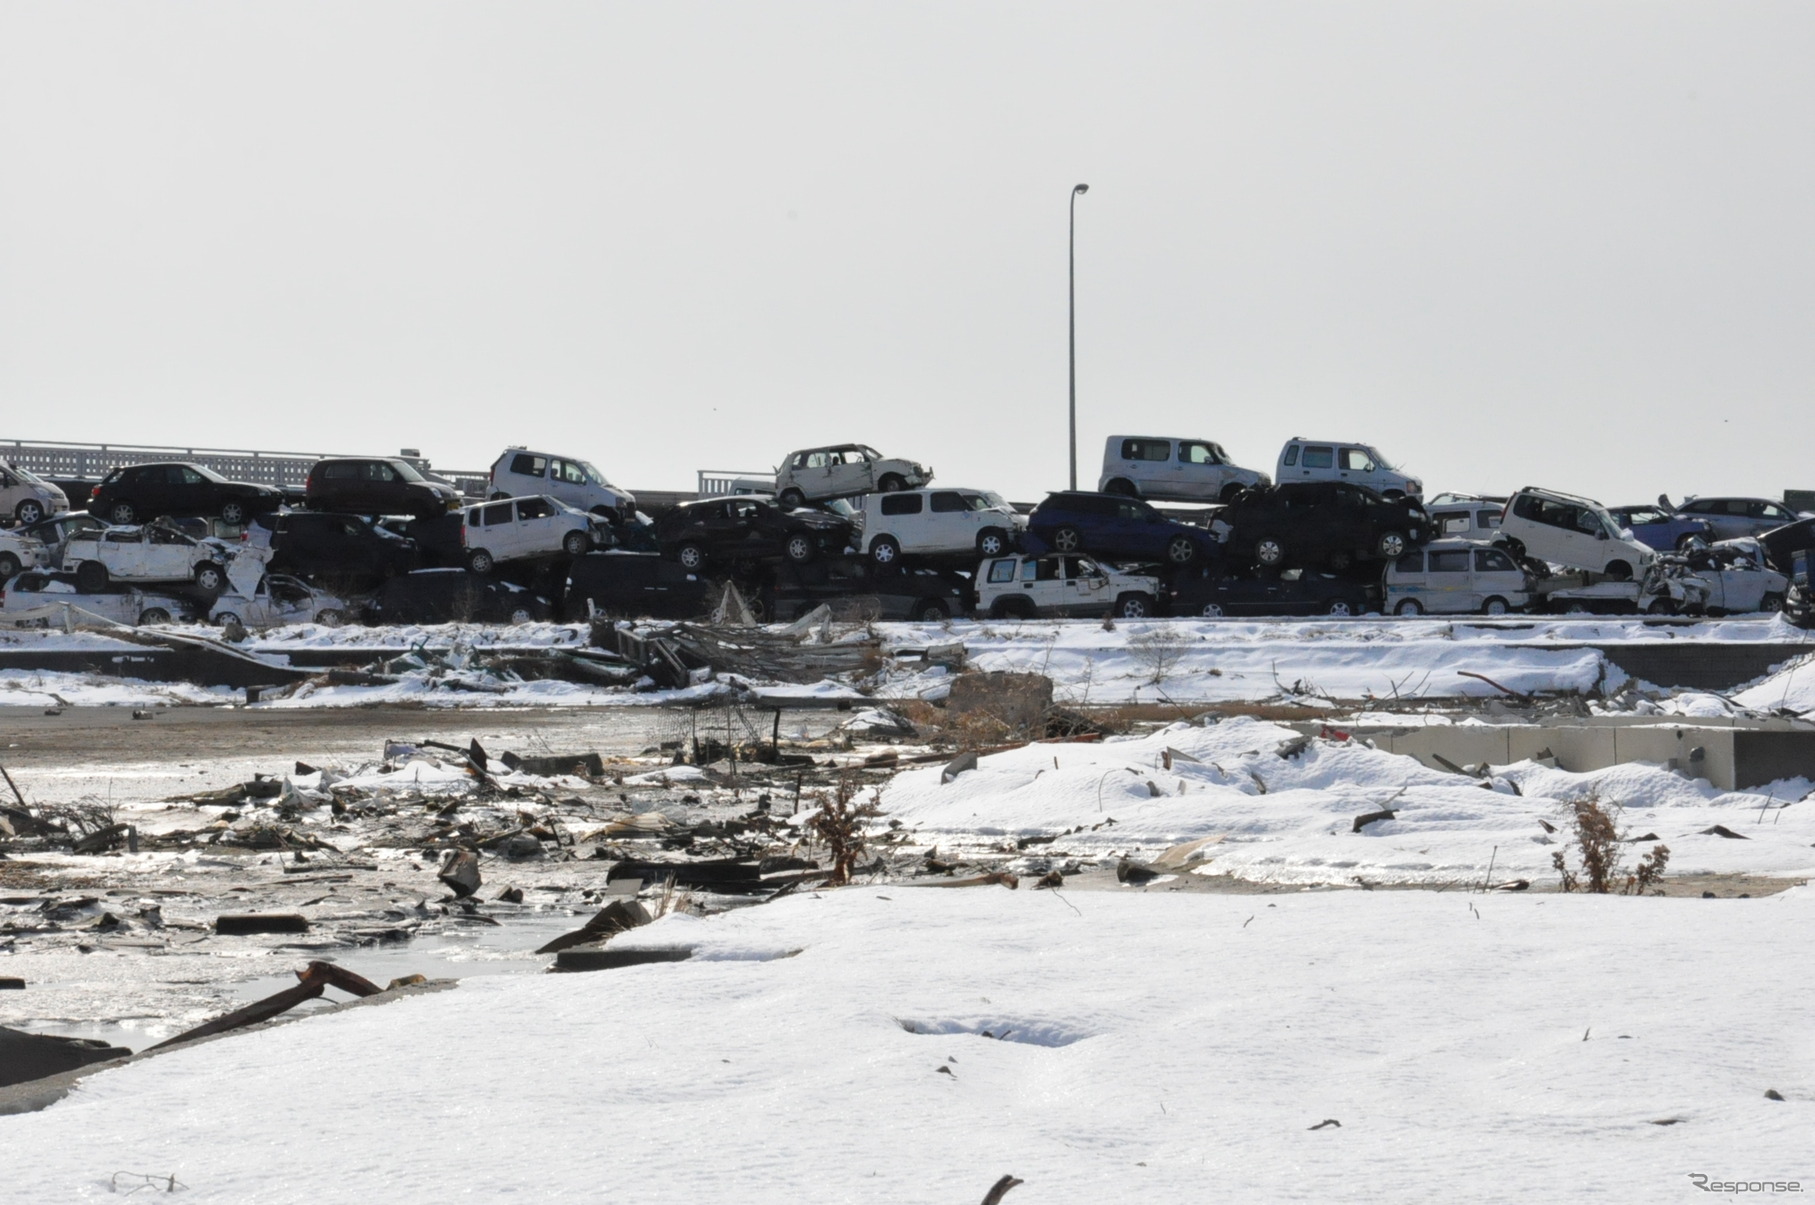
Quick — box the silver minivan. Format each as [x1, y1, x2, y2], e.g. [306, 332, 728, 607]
[488, 449, 635, 520]
[1, 464, 70, 528]
[1275, 438, 1421, 498]
[1385, 540, 1533, 616]
[1098, 436, 1268, 503]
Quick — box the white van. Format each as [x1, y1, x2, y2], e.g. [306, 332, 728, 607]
[489, 449, 635, 520]
[1499, 487, 1655, 580]
[1276, 439, 1421, 498]
[461, 495, 608, 575]
[1098, 436, 1268, 503]
[861, 488, 1024, 564]
[1384, 540, 1533, 615]
[1, 464, 69, 528]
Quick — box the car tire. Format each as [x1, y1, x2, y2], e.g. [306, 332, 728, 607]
[1482, 597, 1510, 616]
[1762, 593, 1786, 614]
[1645, 598, 1676, 616]
[786, 533, 817, 564]
[1377, 531, 1407, 559]
[1165, 535, 1197, 565]
[909, 598, 949, 621]
[1115, 592, 1155, 618]
[109, 502, 137, 525]
[14, 499, 44, 526]
[868, 535, 900, 566]
[677, 542, 707, 571]
[211, 610, 239, 628]
[1220, 483, 1246, 504]
[1564, 602, 1592, 616]
[1395, 598, 1423, 616]
[977, 528, 1010, 557]
[989, 597, 1034, 620]
[1605, 560, 1634, 581]
[138, 607, 174, 626]
[509, 606, 534, 625]
[562, 530, 590, 557]
[0, 553, 18, 580]
[1051, 525, 1083, 553]
[1326, 598, 1358, 616]
[878, 474, 907, 492]
[467, 550, 496, 576]
[1199, 601, 1227, 618]
[316, 608, 346, 626]
[194, 564, 225, 594]
[1255, 537, 1285, 566]
[1104, 479, 1136, 497]
[75, 561, 109, 593]
[221, 501, 247, 526]
[778, 488, 806, 511]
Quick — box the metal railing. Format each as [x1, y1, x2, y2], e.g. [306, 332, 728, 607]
[1, 437, 490, 498]
[696, 469, 775, 497]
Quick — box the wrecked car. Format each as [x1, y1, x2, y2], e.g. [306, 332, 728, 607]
[209, 574, 357, 629]
[488, 448, 636, 521]
[1026, 491, 1218, 566]
[655, 496, 852, 571]
[1664, 543, 1790, 615]
[1383, 540, 1532, 616]
[975, 552, 1161, 619]
[17, 513, 103, 571]
[86, 461, 284, 527]
[773, 444, 931, 509]
[247, 511, 418, 587]
[859, 488, 1023, 564]
[304, 457, 463, 520]
[1213, 482, 1431, 571]
[1164, 564, 1375, 618]
[762, 555, 969, 622]
[1498, 488, 1654, 580]
[369, 569, 552, 625]
[1, 462, 69, 527]
[1673, 495, 1812, 542]
[0, 529, 50, 582]
[461, 495, 609, 575]
[64, 523, 237, 595]
[1098, 435, 1268, 504]
[563, 550, 716, 621]
[0, 571, 198, 627]
[1607, 504, 1714, 552]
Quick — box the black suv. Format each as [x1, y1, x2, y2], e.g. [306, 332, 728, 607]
[369, 569, 552, 625]
[1216, 482, 1431, 571]
[760, 555, 968, 622]
[563, 551, 714, 621]
[88, 462, 284, 527]
[1027, 491, 1220, 565]
[304, 458, 462, 520]
[251, 512, 418, 587]
[655, 496, 852, 570]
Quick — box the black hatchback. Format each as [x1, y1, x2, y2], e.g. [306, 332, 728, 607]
[304, 458, 462, 520]
[252, 512, 418, 587]
[655, 496, 852, 570]
[88, 462, 284, 527]
[1216, 482, 1431, 571]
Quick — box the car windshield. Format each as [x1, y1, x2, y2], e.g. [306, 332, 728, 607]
[8, 465, 46, 485]
[574, 460, 613, 486]
[966, 493, 1009, 511]
[856, 446, 882, 461]
[1362, 446, 1396, 471]
[390, 461, 427, 482]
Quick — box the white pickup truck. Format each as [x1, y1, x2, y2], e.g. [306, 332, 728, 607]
[975, 552, 1162, 619]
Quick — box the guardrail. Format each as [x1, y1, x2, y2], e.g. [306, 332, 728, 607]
[697, 469, 775, 497]
[1, 438, 490, 498]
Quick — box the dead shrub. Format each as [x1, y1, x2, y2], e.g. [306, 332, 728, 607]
[1127, 624, 1185, 685]
[1552, 797, 1671, 895]
[807, 774, 884, 886]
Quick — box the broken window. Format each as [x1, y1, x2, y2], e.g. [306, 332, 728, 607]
[1476, 549, 1516, 572]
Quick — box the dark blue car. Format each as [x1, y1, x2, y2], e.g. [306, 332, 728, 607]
[1026, 491, 1219, 565]
[1608, 505, 1712, 552]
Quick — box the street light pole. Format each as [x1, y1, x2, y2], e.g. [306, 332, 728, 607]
[1069, 182, 1089, 491]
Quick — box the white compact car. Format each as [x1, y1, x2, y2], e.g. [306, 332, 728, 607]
[861, 488, 1024, 564]
[774, 444, 931, 508]
[461, 495, 608, 575]
[488, 449, 635, 520]
[64, 523, 237, 594]
[1276, 438, 1421, 498]
[210, 574, 355, 629]
[1098, 436, 1268, 503]
[0, 529, 50, 581]
[1384, 540, 1533, 615]
[1, 464, 69, 527]
[0, 572, 197, 627]
[974, 552, 1161, 619]
[1499, 488, 1655, 580]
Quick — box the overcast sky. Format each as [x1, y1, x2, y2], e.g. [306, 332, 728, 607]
[2, 2, 1811, 505]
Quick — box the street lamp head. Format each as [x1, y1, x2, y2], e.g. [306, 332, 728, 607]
[1074, 183, 1089, 195]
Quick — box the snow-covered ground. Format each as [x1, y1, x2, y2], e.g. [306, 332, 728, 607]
[6, 886, 1809, 1202]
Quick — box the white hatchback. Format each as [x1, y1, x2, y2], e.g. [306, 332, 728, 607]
[1499, 488, 1655, 579]
[489, 449, 635, 519]
[861, 488, 1024, 564]
[461, 495, 607, 575]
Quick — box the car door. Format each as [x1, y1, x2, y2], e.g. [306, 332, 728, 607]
[1059, 556, 1108, 615]
[826, 451, 870, 497]
[1294, 444, 1334, 482]
[148, 527, 201, 579]
[169, 466, 214, 515]
[1172, 440, 1224, 500]
[927, 491, 971, 551]
[1426, 548, 1477, 610]
[511, 496, 560, 558]
[1473, 546, 1526, 604]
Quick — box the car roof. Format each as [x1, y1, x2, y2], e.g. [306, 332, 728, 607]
[1514, 486, 1606, 508]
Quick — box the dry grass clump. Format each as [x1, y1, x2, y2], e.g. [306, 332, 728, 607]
[1552, 797, 1670, 895]
[807, 774, 884, 886]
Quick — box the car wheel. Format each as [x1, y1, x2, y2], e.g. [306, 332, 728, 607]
[562, 530, 590, 557]
[1051, 525, 1083, 553]
[1104, 479, 1136, 497]
[210, 610, 239, 628]
[1255, 537, 1285, 566]
[778, 488, 806, 511]
[1377, 531, 1407, 559]
[1395, 598, 1423, 616]
[1604, 560, 1633, 581]
[868, 535, 900, 565]
[677, 542, 707, 571]
[1165, 535, 1197, 565]
[909, 598, 949, 621]
[786, 533, 817, 563]
[1645, 598, 1675, 616]
[509, 606, 534, 625]
[1564, 603, 1592, 615]
[1762, 593, 1786, 614]
[467, 549, 495, 575]
[316, 608, 346, 626]
[1199, 601, 1227, 618]
[194, 564, 225, 593]
[220, 501, 247, 526]
[1116, 592, 1155, 618]
[1220, 483, 1246, 504]
[878, 474, 907, 492]
[0, 553, 18, 580]
[1326, 599, 1358, 616]
[1482, 597, 1510, 616]
[109, 502, 137, 525]
[75, 561, 109, 593]
[139, 607, 176, 626]
[990, 597, 1034, 620]
[977, 528, 1009, 557]
[14, 499, 44, 526]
